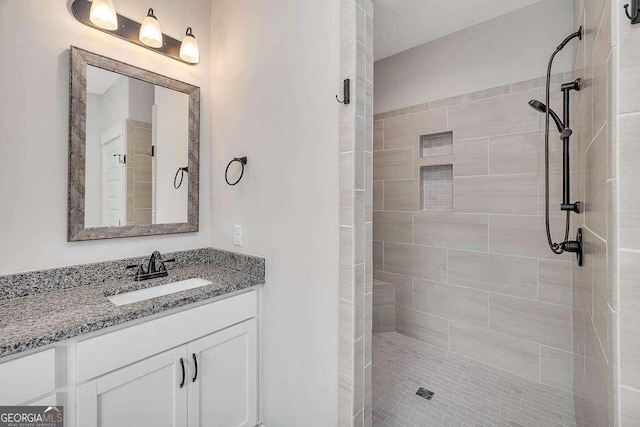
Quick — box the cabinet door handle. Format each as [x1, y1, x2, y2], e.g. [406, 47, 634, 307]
[192, 353, 198, 382]
[179, 357, 186, 388]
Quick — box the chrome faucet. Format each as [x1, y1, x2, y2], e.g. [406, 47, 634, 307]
[126, 251, 175, 281]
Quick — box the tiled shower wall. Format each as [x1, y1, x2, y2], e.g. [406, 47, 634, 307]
[373, 73, 580, 392]
[613, 0, 640, 424]
[126, 119, 153, 226]
[339, 0, 373, 426]
[570, 0, 617, 425]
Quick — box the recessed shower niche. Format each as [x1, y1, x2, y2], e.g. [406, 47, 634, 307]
[419, 131, 453, 211]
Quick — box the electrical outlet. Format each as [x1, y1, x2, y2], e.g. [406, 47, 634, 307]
[233, 225, 243, 246]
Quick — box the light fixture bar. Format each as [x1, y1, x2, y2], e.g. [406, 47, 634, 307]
[71, 0, 194, 65]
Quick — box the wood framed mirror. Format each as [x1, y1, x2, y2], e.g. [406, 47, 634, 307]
[68, 46, 200, 241]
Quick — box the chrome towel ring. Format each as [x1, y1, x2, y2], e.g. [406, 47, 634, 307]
[225, 156, 247, 186]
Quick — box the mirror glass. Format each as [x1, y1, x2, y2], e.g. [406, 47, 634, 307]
[84, 65, 189, 227]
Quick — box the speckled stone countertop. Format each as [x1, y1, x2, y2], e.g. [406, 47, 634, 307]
[0, 248, 265, 359]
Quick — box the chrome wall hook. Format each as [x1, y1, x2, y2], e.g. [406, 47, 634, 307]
[336, 79, 350, 104]
[624, 0, 640, 23]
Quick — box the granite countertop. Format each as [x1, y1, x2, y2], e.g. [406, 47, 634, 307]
[0, 262, 264, 359]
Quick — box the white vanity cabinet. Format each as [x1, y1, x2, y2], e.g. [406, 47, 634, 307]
[67, 289, 260, 427]
[187, 319, 257, 427]
[0, 348, 59, 406]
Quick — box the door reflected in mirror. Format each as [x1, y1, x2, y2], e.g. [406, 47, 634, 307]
[84, 65, 189, 227]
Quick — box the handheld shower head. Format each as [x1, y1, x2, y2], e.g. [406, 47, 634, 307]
[529, 99, 564, 132]
[556, 26, 582, 51]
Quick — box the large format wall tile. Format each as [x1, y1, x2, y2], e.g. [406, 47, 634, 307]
[384, 243, 447, 282]
[585, 125, 607, 240]
[449, 321, 540, 381]
[489, 131, 562, 175]
[413, 279, 489, 328]
[448, 250, 537, 298]
[413, 212, 488, 251]
[383, 108, 447, 142]
[621, 387, 640, 426]
[489, 215, 572, 261]
[540, 346, 573, 392]
[383, 179, 420, 211]
[373, 148, 413, 180]
[448, 89, 538, 140]
[619, 114, 640, 249]
[489, 294, 572, 351]
[395, 307, 449, 349]
[372, 211, 412, 243]
[453, 138, 488, 176]
[538, 259, 573, 307]
[620, 251, 640, 390]
[454, 174, 537, 214]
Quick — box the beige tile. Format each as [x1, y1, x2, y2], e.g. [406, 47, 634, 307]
[453, 138, 488, 176]
[339, 264, 354, 302]
[379, 306, 395, 333]
[591, 2, 610, 135]
[413, 212, 488, 252]
[414, 279, 489, 328]
[373, 241, 383, 271]
[372, 211, 412, 243]
[384, 134, 419, 150]
[383, 243, 447, 282]
[365, 82, 373, 153]
[448, 89, 538, 140]
[509, 76, 546, 93]
[373, 280, 395, 306]
[397, 102, 430, 117]
[585, 125, 607, 240]
[620, 251, 640, 390]
[373, 181, 383, 211]
[365, 224, 372, 294]
[466, 85, 510, 102]
[340, 103, 355, 154]
[134, 154, 152, 182]
[374, 110, 397, 121]
[619, 0, 640, 114]
[453, 174, 537, 214]
[134, 208, 152, 225]
[621, 386, 640, 426]
[449, 321, 540, 381]
[537, 171, 575, 217]
[365, 292, 372, 365]
[540, 346, 573, 392]
[538, 260, 572, 307]
[489, 131, 562, 175]
[133, 128, 152, 154]
[383, 179, 420, 211]
[395, 307, 448, 349]
[489, 215, 572, 261]
[338, 373, 353, 425]
[619, 114, 640, 249]
[448, 250, 537, 299]
[373, 120, 383, 152]
[134, 182, 152, 209]
[489, 294, 572, 351]
[340, 226, 353, 265]
[430, 94, 467, 109]
[383, 108, 447, 140]
[363, 362, 371, 426]
[374, 271, 412, 309]
[373, 148, 413, 180]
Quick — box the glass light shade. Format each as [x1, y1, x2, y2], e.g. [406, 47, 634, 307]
[179, 28, 200, 64]
[139, 9, 163, 48]
[89, 0, 118, 30]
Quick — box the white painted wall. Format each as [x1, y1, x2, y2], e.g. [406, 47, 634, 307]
[0, 0, 212, 274]
[128, 78, 154, 124]
[154, 86, 189, 224]
[209, 0, 340, 425]
[374, 0, 575, 113]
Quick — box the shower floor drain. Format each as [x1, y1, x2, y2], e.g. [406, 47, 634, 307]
[416, 387, 435, 400]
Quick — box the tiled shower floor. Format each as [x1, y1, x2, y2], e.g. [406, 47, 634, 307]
[373, 333, 579, 427]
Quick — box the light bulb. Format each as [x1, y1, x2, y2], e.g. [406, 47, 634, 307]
[179, 27, 200, 64]
[89, 0, 118, 30]
[139, 8, 163, 48]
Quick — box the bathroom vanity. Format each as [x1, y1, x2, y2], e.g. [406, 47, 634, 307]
[0, 248, 265, 427]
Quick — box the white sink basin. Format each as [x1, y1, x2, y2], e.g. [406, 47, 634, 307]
[107, 278, 213, 306]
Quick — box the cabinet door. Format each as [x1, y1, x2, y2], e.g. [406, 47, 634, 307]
[187, 319, 257, 427]
[78, 347, 188, 427]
